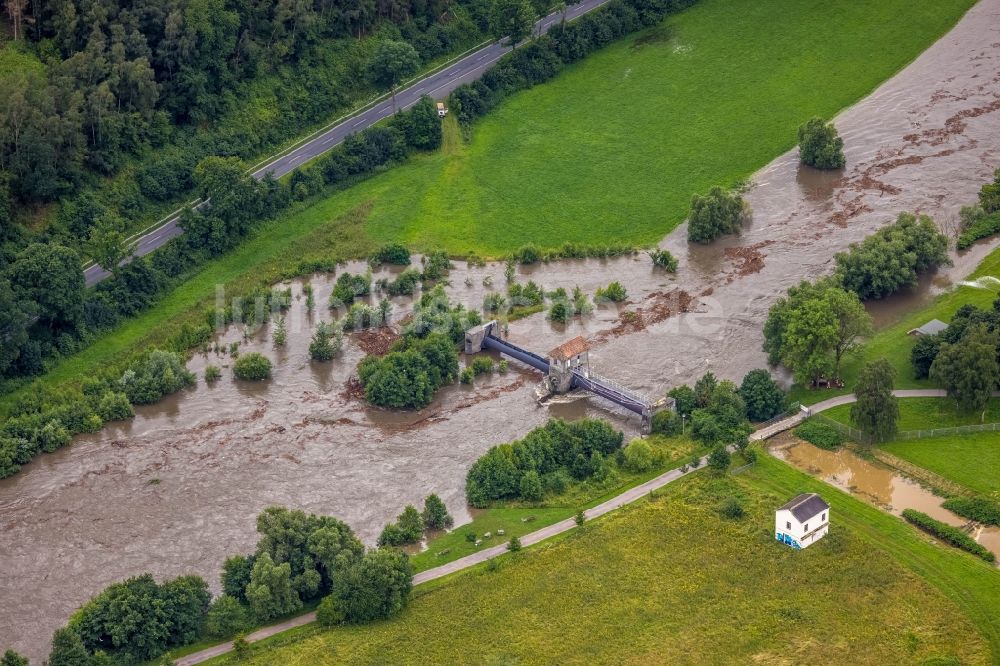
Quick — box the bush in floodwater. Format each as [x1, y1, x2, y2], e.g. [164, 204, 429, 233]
[309, 322, 342, 361]
[548, 300, 569, 323]
[798, 116, 846, 170]
[421, 251, 453, 281]
[384, 268, 422, 296]
[687, 186, 749, 244]
[233, 352, 272, 380]
[204, 365, 222, 382]
[483, 291, 509, 314]
[471, 356, 494, 375]
[648, 249, 678, 272]
[329, 271, 372, 308]
[594, 281, 627, 303]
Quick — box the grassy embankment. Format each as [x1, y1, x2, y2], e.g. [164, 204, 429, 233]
[822, 397, 1000, 430]
[208, 455, 999, 665]
[791, 246, 1000, 405]
[0, 0, 975, 411]
[882, 434, 1000, 498]
[410, 435, 700, 571]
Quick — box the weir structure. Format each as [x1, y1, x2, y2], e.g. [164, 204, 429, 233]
[465, 321, 673, 431]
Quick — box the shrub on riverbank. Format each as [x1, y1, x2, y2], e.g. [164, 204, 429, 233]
[120, 350, 196, 404]
[739, 369, 786, 422]
[941, 496, 1000, 526]
[422, 494, 454, 529]
[378, 505, 425, 547]
[63, 574, 211, 663]
[465, 418, 624, 507]
[794, 419, 843, 450]
[901, 509, 995, 563]
[370, 243, 412, 266]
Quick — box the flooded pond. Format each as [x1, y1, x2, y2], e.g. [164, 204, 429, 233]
[771, 435, 1000, 562]
[3, 0, 1000, 659]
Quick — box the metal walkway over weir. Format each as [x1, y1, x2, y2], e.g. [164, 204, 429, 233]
[466, 321, 671, 426]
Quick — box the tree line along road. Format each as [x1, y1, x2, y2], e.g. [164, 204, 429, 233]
[82, 0, 617, 288]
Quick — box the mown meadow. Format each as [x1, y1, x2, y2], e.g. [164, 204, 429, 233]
[336, 0, 975, 253]
[882, 433, 1000, 498]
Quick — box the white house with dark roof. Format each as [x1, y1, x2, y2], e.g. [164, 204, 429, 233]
[775, 493, 830, 549]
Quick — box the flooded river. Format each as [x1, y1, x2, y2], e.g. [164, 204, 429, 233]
[3, 0, 1000, 659]
[771, 435, 1000, 562]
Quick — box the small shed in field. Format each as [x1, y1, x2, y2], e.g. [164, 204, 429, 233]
[907, 319, 947, 336]
[775, 493, 829, 550]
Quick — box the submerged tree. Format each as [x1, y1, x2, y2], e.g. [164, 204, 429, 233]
[798, 117, 845, 169]
[687, 186, 748, 244]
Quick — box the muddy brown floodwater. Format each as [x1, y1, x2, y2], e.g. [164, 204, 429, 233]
[771, 435, 1000, 562]
[3, 1, 1000, 659]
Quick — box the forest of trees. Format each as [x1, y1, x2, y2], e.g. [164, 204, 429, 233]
[0, 0, 516, 250]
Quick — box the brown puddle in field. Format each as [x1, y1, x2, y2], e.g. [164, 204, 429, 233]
[4, 1, 1000, 659]
[771, 435, 1000, 563]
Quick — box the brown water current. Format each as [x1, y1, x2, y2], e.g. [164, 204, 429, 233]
[3, 1, 1000, 658]
[771, 435, 1000, 563]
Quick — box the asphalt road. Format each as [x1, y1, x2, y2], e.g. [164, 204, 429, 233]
[83, 0, 615, 287]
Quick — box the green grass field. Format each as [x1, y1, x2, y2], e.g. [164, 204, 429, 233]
[822, 397, 1000, 431]
[793, 247, 1000, 405]
[289, 0, 976, 255]
[215, 456, 998, 665]
[883, 434, 1000, 498]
